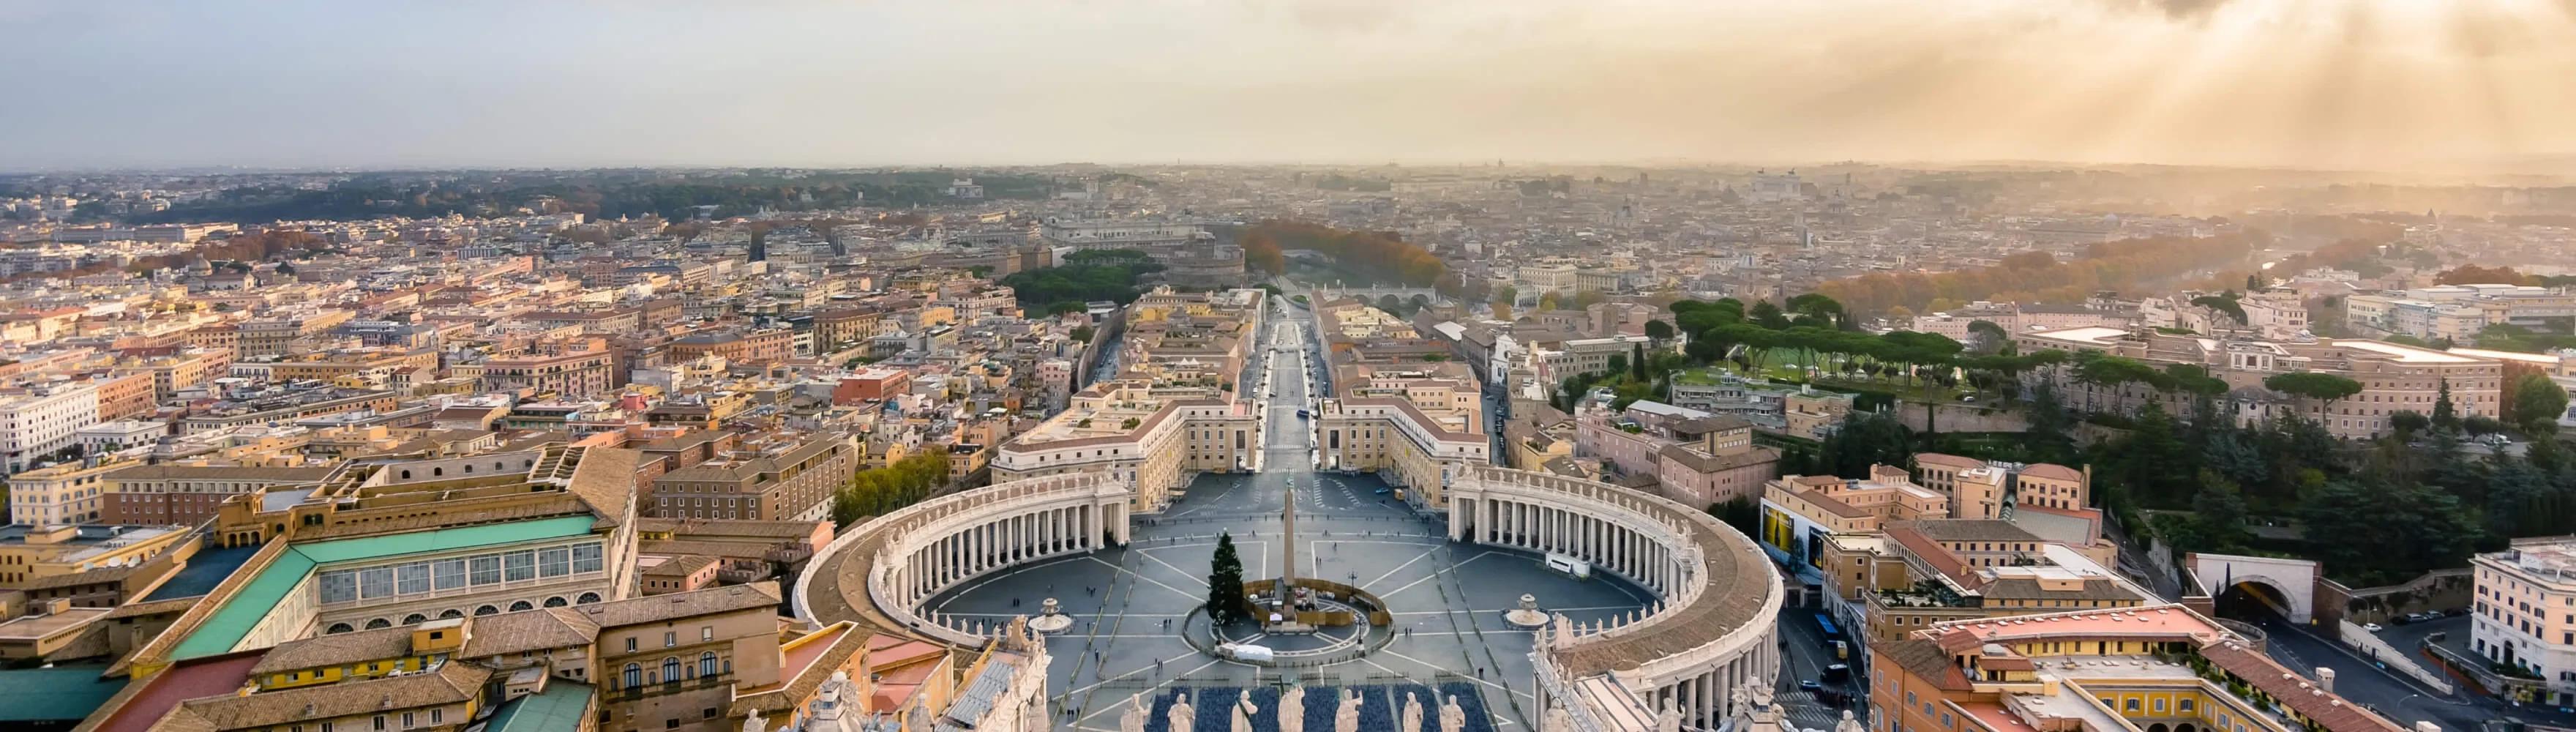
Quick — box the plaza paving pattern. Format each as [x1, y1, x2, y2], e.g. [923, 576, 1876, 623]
[921, 470, 1650, 731]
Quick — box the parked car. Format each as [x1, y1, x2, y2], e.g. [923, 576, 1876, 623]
[2362, 622, 2384, 632]
[1798, 680, 1821, 692]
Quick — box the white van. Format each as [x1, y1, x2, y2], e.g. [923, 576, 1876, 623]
[1545, 553, 1592, 580]
[1217, 643, 1275, 662]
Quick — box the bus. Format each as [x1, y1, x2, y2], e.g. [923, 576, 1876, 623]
[1814, 611, 1845, 642]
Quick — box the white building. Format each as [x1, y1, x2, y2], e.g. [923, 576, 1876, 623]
[0, 384, 101, 473]
[2471, 537, 2576, 706]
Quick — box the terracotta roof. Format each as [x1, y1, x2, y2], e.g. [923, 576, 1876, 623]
[1902, 520, 2042, 544]
[2016, 463, 2083, 482]
[566, 582, 779, 629]
[1885, 524, 1970, 582]
[1657, 444, 1781, 474]
[560, 447, 640, 529]
[641, 555, 720, 578]
[1914, 452, 1983, 468]
[1978, 577, 2143, 602]
[250, 626, 415, 675]
[1792, 489, 1871, 520]
[460, 608, 599, 659]
[1878, 637, 1972, 691]
[2199, 642, 2407, 732]
[162, 662, 489, 731]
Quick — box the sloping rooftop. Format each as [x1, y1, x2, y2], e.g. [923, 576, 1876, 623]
[170, 515, 599, 661]
[482, 679, 595, 732]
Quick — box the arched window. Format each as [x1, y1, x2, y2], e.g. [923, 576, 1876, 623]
[474, 605, 499, 616]
[326, 622, 355, 634]
[402, 613, 427, 625]
[438, 609, 464, 619]
[662, 657, 681, 682]
[496, 462, 507, 471]
[364, 618, 392, 630]
[508, 600, 534, 612]
[543, 596, 568, 608]
[700, 651, 719, 677]
[576, 591, 602, 605]
[399, 470, 411, 479]
[463, 464, 473, 474]
[623, 663, 642, 689]
[433, 467, 443, 476]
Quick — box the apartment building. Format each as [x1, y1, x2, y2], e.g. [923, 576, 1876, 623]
[2471, 537, 2576, 706]
[1911, 454, 2092, 520]
[476, 349, 615, 398]
[98, 464, 336, 526]
[0, 382, 100, 473]
[2348, 283, 2576, 340]
[1760, 466, 1947, 569]
[236, 309, 355, 358]
[6, 457, 135, 525]
[1824, 518, 2153, 642]
[648, 433, 855, 523]
[1315, 390, 1491, 509]
[1871, 605, 2405, 732]
[989, 380, 1260, 512]
[1573, 400, 1783, 509]
[0, 523, 190, 589]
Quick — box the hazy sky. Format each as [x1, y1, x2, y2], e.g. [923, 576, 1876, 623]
[6, 0, 2576, 172]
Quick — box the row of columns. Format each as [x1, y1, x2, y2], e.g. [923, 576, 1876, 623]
[887, 500, 1129, 609]
[1466, 496, 1684, 596]
[1646, 642, 1775, 728]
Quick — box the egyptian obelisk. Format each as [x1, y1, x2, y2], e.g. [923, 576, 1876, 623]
[1278, 478, 1298, 605]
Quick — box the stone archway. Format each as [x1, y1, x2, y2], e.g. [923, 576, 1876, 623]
[2188, 553, 2318, 623]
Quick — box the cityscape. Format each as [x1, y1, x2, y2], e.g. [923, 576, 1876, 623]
[4, 3, 2576, 732]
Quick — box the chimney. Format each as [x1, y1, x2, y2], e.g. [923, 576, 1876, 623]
[2315, 667, 2335, 693]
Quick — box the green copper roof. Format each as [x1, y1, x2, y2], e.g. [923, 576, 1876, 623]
[483, 680, 595, 732]
[171, 516, 599, 661]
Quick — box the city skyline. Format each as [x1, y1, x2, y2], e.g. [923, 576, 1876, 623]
[7, 1, 2576, 173]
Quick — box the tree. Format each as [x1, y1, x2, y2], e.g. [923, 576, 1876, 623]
[1490, 299, 1513, 321]
[2509, 373, 2568, 434]
[1644, 319, 1675, 343]
[2389, 409, 2430, 436]
[1605, 354, 1630, 379]
[2433, 378, 2460, 430]
[1966, 320, 2010, 354]
[1206, 531, 1248, 625]
[1819, 411, 1914, 477]
[2189, 471, 2251, 552]
[1630, 343, 1648, 381]
[1539, 291, 1563, 311]
[1749, 300, 1790, 329]
[1707, 496, 1762, 539]
[2301, 479, 2482, 585]
[2263, 372, 2362, 418]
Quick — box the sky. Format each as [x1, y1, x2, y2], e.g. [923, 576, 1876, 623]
[5, 0, 2576, 173]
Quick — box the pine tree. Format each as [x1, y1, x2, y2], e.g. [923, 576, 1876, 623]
[1206, 531, 1246, 625]
[2433, 378, 2460, 431]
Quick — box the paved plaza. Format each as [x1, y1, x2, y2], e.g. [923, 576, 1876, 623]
[921, 470, 1651, 731]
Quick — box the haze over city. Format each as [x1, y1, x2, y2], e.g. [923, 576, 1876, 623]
[11, 4, 2576, 732]
[8, 0, 2576, 172]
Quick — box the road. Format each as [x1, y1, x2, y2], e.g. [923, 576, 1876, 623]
[2238, 610, 2498, 731]
[1772, 607, 1862, 730]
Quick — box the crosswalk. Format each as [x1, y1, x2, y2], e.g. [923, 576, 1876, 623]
[1772, 689, 1855, 731]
